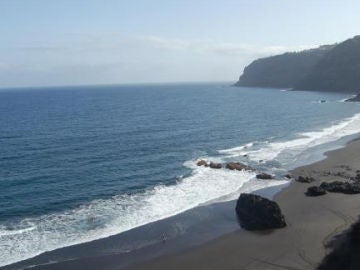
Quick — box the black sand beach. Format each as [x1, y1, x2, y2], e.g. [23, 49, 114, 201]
[4, 139, 360, 270]
[129, 139, 360, 270]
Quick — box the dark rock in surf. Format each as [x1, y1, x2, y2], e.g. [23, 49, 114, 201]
[285, 174, 292, 179]
[196, 160, 208, 167]
[346, 94, 360, 102]
[306, 186, 326, 196]
[226, 162, 253, 171]
[235, 193, 286, 230]
[209, 162, 222, 169]
[256, 173, 273, 180]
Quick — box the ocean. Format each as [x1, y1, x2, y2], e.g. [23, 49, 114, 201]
[1, 83, 360, 267]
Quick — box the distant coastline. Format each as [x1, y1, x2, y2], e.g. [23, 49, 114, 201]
[235, 35, 360, 93]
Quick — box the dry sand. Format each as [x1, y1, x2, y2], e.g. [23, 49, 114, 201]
[130, 139, 360, 270]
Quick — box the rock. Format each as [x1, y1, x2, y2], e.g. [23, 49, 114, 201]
[256, 173, 273, 180]
[209, 162, 222, 169]
[346, 94, 360, 102]
[306, 186, 327, 196]
[338, 164, 351, 171]
[196, 160, 208, 167]
[226, 162, 252, 171]
[350, 173, 360, 181]
[296, 175, 315, 183]
[320, 181, 360, 194]
[235, 193, 286, 230]
[317, 217, 360, 270]
[285, 174, 292, 179]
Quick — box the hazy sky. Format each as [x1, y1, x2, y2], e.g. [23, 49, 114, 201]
[0, 0, 359, 88]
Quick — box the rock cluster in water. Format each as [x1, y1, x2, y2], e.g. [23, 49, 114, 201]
[196, 160, 253, 171]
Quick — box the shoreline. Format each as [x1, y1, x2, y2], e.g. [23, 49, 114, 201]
[3, 138, 360, 270]
[128, 139, 360, 270]
[1, 183, 288, 270]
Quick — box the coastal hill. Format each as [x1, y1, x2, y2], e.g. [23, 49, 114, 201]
[235, 35, 360, 92]
[235, 45, 333, 89]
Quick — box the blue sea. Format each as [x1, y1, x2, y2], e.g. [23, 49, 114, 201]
[1, 83, 360, 267]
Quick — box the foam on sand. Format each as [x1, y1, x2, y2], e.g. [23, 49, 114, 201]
[3, 113, 360, 267]
[0, 159, 288, 267]
[219, 113, 360, 163]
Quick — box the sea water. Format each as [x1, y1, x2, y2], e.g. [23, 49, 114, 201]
[1, 83, 360, 266]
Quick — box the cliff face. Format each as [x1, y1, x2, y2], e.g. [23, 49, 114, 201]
[235, 35, 360, 93]
[294, 36, 360, 92]
[235, 46, 332, 89]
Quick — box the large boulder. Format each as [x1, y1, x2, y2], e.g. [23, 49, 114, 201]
[320, 181, 360, 194]
[296, 175, 315, 183]
[209, 162, 222, 169]
[226, 162, 253, 171]
[235, 193, 286, 230]
[306, 186, 327, 196]
[256, 173, 273, 180]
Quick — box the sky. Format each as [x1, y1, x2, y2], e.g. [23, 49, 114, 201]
[0, 0, 359, 88]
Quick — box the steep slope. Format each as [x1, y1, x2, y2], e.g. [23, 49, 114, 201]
[235, 45, 333, 88]
[294, 35, 360, 92]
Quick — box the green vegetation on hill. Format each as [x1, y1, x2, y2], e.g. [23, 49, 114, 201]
[295, 36, 360, 92]
[235, 46, 333, 88]
[235, 35, 360, 93]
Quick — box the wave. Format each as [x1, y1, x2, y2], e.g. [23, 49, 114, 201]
[218, 142, 255, 155]
[0, 159, 289, 267]
[3, 113, 360, 267]
[0, 225, 36, 237]
[219, 112, 360, 163]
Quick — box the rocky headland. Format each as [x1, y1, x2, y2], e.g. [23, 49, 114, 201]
[235, 35, 360, 93]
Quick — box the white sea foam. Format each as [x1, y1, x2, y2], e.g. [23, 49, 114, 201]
[220, 112, 360, 163]
[0, 161, 288, 267]
[218, 142, 254, 155]
[0, 225, 36, 237]
[3, 113, 360, 267]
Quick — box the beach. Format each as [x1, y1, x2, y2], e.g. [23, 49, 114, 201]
[128, 138, 360, 270]
[3, 85, 360, 269]
[4, 137, 360, 270]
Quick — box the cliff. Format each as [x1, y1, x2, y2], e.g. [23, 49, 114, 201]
[235, 46, 333, 89]
[235, 35, 360, 93]
[294, 36, 360, 92]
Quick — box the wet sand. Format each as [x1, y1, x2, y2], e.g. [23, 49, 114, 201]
[130, 139, 360, 270]
[4, 139, 360, 270]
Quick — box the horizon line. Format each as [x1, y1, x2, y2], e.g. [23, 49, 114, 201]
[0, 80, 236, 91]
